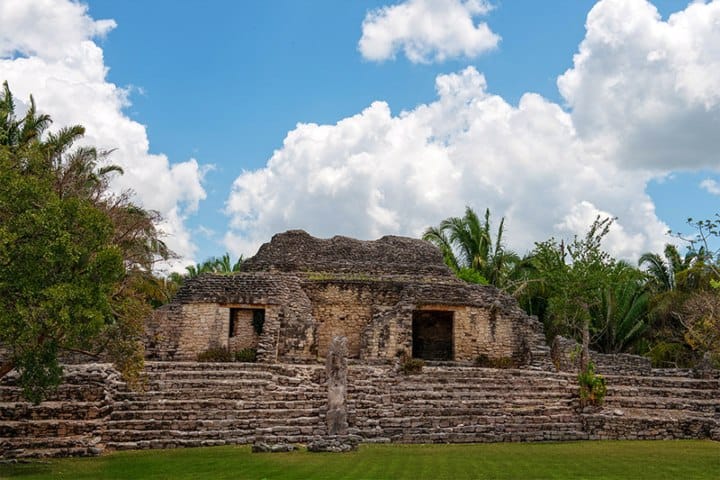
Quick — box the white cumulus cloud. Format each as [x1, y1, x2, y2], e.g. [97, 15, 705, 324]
[225, 67, 669, 261]
[700, 178, 720, 195]
[359, 0, 500, 63]
[0, 0, 207, 270]
[558, 0, 720, 171]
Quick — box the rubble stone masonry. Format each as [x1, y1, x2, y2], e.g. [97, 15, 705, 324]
[1, 361, 718, 458]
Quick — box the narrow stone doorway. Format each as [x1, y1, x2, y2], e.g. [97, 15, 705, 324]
[228, 307, 265, 350]
[412, 310, 453, 360]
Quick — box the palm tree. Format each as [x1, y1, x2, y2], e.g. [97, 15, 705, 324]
[184, 253, 244, 278]
[639, 244, 696, 292]
[591, 263, 649, 354]
[423, 207, 519, 288]
[0, 81, 51, 148]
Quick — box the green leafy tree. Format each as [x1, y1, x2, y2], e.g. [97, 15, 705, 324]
[527, 217, 621, 368]
[0, 82, 168, 402]
[640, 216, 720, 367]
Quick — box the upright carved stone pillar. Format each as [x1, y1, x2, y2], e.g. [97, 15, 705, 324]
[326, 335, 348, 435]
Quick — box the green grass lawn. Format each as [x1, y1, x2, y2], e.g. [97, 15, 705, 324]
[2, 440, 719, 480]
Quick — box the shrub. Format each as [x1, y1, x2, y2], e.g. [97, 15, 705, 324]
[197, 347, 233, 362]
[234, 348, 257, 362]
[398, 351, 424, 374]
[457, 268, 489, 285]
[197, 347, 258, 363]
[578, 361, 607, 407]
[475, 354, 518, 368]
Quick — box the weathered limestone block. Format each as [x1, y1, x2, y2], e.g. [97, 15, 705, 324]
[251, 442, 295, 453]
[307, 435, 360, 452]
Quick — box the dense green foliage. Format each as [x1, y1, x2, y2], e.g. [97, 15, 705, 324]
[423, 207, 520, 288]
[428, 207, 720, 368]
[0, 82, 168, 401]
[3, 441, 719, 480]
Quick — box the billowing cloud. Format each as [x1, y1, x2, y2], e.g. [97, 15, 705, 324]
[227, 0, 720, 261]
[225, 67, 668, 261]
[0, 0, 206, 269]
[359, 0, 499, 63]
[558, 0, 720, 171]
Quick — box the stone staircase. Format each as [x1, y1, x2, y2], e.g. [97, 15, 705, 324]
[583, 371, 720, 440]
[347, 366, 586, 443]
[1, 362, 718, 458]
[103, 362, 327, 450]
[0, 364, 117, 458]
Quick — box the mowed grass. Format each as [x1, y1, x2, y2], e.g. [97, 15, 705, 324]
[2, 440, 719, 480]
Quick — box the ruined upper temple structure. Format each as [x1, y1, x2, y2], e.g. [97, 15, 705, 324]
[146, 230, 551, 366]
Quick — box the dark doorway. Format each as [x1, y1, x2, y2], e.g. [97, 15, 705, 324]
[229, 308, 265, 338]
[412, 310, 453, 360]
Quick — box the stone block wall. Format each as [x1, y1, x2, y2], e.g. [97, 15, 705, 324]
[144, 273, 316, 363]
[551, 335, 653, 375]
[304, 281, 404, 359]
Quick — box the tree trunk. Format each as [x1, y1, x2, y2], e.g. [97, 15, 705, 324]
[580, 318, 590, 371]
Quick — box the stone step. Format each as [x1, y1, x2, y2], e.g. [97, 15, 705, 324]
[107, 415, 322, 432]
[606, 385, 718, 400]
[350, 384, 575, 395]
[0, 434, 102, 453]
[143, 369, 274, 381]
[0, 419, 103, 437]
[0, 385, 107, 403]
[110, 407, 319, 421]
[105, 437, 246, 450]
[352, 396, 577, 408]
[388, 405, 577, 418]
[371, 414, 581, 428]
[381, 428, 588, 443]
[114, 388, 324, 402]
[140, 378, 272, 389]
[604, 396, 719, 413]
[114, 390, 262, 402]
[582, 412, 717, 440]
[602, 374, 718, 390]
[112, 398, 324, 412]
[144, 361, 272, 372]
[0, 445, 100, 458]
[380, 390, 575, 401]
[103, 428, 256, 444]
[0, 401, 109, 421]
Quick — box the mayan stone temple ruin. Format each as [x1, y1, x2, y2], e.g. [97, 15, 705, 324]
[1, 230, 719, 458]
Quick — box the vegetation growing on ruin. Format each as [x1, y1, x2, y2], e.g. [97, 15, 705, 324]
[577, 361, 607, 407]
[427, 207, 720, 370]
[196, 347, 258, 363]
[3, 441, 719, 480]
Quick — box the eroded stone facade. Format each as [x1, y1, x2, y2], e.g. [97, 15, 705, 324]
[146, 230, 551, 366]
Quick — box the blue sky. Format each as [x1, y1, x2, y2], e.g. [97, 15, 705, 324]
[2, 0, 719, 268]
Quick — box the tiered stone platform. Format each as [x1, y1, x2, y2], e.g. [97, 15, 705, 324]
[1, 362, 718, 458]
